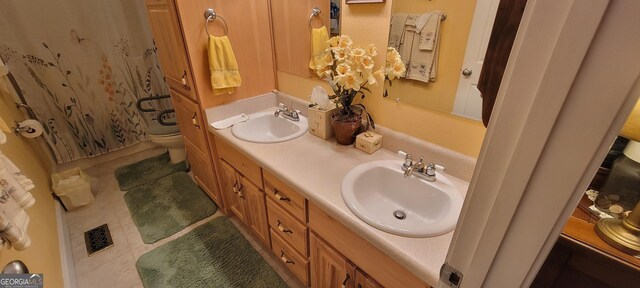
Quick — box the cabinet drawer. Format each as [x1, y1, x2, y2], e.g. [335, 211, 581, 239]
[169, 89, 207, 154]
[271, 229, 309, 286]
[267, 198, 307, 257]
[264, 170, 306, 223]
[215, 137, 263, 188]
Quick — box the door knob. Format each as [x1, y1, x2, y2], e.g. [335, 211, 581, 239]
[462, 68, 472, 76]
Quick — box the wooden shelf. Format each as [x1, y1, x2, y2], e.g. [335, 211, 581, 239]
[561, 215, 640, 271]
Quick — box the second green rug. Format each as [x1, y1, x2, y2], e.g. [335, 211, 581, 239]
[124, 172, 218, 244]
[115, 152, 187, 190]
[136, 217, 288, 288]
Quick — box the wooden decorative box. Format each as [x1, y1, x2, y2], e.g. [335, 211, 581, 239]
[355, 131, 383, 154]
[308, 106, 339, 140]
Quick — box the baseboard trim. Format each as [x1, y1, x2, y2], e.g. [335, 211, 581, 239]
[55, 201, 76, 288]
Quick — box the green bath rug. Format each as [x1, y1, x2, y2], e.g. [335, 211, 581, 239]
[115, 152, 187, 190]
[124, 172, 217, 244]
[136, 217, 288, 288]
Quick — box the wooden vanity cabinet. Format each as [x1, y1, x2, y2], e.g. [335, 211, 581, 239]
[211, 136, 431, 287]
[144, 0, 223, 209]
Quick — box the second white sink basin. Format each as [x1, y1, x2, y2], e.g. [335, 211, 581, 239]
[341, 160, 463, 237]
[231, 111, 308, 143]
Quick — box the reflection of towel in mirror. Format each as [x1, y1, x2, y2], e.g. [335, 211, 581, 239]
[308, 26, 330, 70]
[208, 35, 242, 95]
[389, 13, 408, 51]
[405, 11, 442, 83]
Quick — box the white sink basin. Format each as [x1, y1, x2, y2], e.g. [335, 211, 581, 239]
[341, 160, 464, 237]
[231, 111, 308, 143]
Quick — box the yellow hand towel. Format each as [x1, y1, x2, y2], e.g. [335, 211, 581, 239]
[308, 26, 330, 70]
[208, 35, 241, 95]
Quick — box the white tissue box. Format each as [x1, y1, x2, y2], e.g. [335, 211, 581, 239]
[308, 107, 339, 140]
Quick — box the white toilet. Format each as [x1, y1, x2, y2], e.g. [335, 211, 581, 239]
[147, 122, 185, 164]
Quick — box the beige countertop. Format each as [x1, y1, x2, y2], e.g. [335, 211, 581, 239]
[207, 104, 469, 285]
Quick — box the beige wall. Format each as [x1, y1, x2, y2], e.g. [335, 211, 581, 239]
[0, 83, 63, 287]
[388, 0, 477, 112]
[276, 0, 486, 157]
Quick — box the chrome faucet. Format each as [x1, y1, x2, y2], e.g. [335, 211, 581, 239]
[399, 151, 445, 182]
[274, 103, 300, 121]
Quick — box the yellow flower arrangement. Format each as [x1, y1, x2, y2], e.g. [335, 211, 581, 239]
[313, 35, 405, 125]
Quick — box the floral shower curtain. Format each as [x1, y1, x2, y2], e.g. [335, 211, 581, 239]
[0, 0, 170, 163]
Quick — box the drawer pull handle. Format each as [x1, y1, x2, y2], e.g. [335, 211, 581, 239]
[232, 180, 239, 193]
[181, 70, 188, 86]
[280, 251, 295, 265]
[276, 220, 293, 234]
[341, 273, 350, 288]
[274, 190, 290, 202]
[192, 113, 200, 128]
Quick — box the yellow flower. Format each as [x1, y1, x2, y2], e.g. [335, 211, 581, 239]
[366, 44, 378, 57]
[336, 63, 351, 76]
[387, 61, 406, 80]
[341, 72, 363, 91]
[351, 47, 366, 58]
[386, 47, 398, 63]
[315, 65, 332, 78]
[328, 36, 340, 47]
[332, 48, 350, 62]
[337, 35, 353, 49]
[360, 56, 374, 72]
[373, 69, 385, 83]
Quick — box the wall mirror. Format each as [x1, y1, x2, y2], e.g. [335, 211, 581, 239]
[270, 0, 341, 78]
[384, 0, 499, 121]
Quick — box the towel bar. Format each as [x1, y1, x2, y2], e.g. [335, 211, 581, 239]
[308, 7, 324, 31]
[204, 8, 228, 37]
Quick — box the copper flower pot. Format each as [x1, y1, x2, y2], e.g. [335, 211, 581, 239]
[331, 113, 361, 145]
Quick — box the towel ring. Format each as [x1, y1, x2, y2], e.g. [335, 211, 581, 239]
[308, 7, 323, 31]
[204, 8, 228, 37]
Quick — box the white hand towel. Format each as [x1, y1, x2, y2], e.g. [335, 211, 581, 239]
[389, 13, 408, 50]
[405, 11, 442, 83]
[0, 153, 35, 209]
[211, 114, 249, 129]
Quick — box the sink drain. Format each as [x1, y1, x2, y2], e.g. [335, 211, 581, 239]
[393, 210, 406, 220]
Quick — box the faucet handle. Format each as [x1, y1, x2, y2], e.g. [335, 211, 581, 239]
[426, 163, 446, 175]
[398, 151, 413, 166]
[278, 103, 288, 110]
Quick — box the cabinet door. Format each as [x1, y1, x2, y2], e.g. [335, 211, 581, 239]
[240, 177, 270, 246]
[310, 233, 356, 288]
[220, 161, 244, 222]
[354, 269, 383, 288]
[143, 0, 196, 100]
[185, 140, 220, 205]
[169, 88, 207, 154]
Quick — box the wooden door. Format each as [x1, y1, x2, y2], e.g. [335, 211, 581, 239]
[143, 0, 196, 100]
[354, 269, 383, 288]
[240, 176, 270, 246]
[168, 87, 207, 154]
[220, 161, 244, 222]
[310, 233, 356, 288]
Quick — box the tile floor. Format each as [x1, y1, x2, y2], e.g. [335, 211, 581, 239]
[65, 148, 304, 288]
